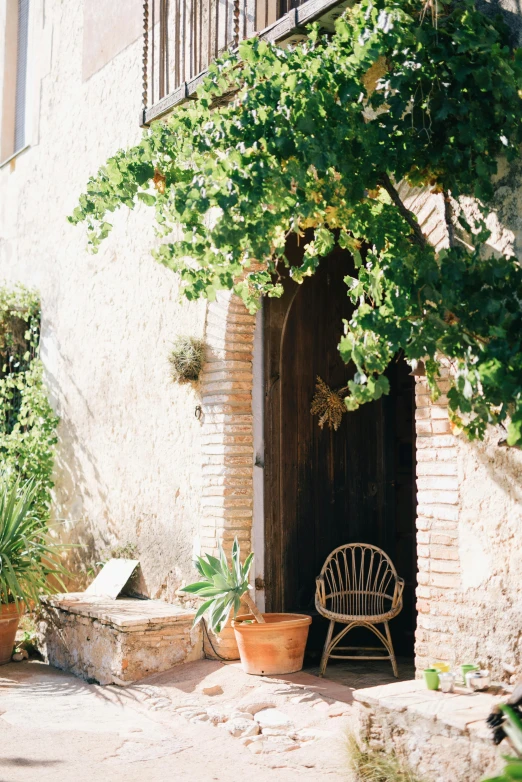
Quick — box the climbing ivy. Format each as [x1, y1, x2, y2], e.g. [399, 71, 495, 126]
[70, 0, 522, 446]
[0, 285, 59, 519]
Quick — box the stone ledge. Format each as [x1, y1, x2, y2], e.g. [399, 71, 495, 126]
[39, 593, 203, 686]
[353, 679, 502, 781]
[42, 593, 197, 630]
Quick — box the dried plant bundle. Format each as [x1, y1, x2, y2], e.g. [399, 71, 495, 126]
[310, 376, 348, 431]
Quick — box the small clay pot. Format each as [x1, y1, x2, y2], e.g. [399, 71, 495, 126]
[0, 603, 23, 665]
[232, 613, 312, 675]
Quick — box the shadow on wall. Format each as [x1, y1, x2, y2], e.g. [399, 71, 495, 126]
[467, 429, 522, 507]
[41, 331, 117, 590]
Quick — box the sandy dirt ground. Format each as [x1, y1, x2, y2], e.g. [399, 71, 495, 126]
[0, 660, 355, 782]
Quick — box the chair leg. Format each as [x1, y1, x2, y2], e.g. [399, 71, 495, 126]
[319, 620, 335, 677]
[384, 621, 398, 678]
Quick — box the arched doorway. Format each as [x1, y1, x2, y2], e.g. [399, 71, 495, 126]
[263, 242, 417, 657]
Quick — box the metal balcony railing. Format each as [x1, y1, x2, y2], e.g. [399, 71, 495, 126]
[141, 0, 349, 125]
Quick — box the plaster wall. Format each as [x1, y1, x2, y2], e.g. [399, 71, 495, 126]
[0, 0, 209, 599]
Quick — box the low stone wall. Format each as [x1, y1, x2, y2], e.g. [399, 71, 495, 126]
[353, 679, 502, 782]
[39, 593, 203, 685]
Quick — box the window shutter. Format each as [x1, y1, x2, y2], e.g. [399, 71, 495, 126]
[14, 0, 30, 153]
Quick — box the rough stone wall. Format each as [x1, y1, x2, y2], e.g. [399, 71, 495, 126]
[403, 178, 522, 682]
[0, 0, 209, 598]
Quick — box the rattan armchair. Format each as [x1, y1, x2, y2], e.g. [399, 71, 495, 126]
[315, 543, 404, 677]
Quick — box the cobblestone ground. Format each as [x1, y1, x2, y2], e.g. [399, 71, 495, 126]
[0, 658, 386, 782]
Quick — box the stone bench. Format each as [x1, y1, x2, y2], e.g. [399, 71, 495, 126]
[353, 678, 503, 781]
[39, 593, 203, 686]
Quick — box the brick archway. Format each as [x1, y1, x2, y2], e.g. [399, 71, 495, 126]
[199, 291, 257, 558]
[197, 191, 460, 673]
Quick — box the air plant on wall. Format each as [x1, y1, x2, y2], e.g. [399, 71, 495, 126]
[168, 336, 205, 383]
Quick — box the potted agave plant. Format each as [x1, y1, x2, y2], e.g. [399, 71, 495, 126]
[181, 538, 311, 675]
[0, 477, 68, 664]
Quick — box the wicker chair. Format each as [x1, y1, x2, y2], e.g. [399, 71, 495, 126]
[315, 543, 404, 678]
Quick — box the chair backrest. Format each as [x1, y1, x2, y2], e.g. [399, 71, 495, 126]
[318, 543, 399, 618]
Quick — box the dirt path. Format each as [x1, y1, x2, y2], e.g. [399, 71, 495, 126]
[0, 660, 354, 782]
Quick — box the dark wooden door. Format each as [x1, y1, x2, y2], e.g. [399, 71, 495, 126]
[264, 245, 417, 655]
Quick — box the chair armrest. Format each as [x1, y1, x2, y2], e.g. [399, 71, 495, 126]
[393, 577, 405, 608]
[316, 576, 326, 607]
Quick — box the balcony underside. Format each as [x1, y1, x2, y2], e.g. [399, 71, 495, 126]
[141, 0, 350, 127]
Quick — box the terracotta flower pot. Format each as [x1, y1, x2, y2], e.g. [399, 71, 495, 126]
[203, 618, 240, 661]
[232, 613, 312, 675]
[0, 603, 23, 665]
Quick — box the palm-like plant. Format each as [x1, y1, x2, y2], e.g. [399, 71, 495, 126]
[181, 538, 264, 632]
[0, 477, 68, 609]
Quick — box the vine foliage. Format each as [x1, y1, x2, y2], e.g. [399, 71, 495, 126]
[0, 285, 59, 520]
[71, 0, 522, 446]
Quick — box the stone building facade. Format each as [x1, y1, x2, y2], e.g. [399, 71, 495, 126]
[1, 0, 522, 680]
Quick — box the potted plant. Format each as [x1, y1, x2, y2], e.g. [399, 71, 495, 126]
[0, 477, 68, 664]
[181, 538, 311, 675]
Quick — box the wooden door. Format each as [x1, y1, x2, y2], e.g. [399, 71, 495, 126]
[264, 243, 417, 654]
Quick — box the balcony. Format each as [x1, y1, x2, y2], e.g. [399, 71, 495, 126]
[141, 0, 350, 126]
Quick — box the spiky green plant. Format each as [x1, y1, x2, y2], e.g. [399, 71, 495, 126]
[0, 477, 69, 609]
[180, 538, 263, 633]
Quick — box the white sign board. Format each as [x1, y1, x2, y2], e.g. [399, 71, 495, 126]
[85, 559, 140, 599]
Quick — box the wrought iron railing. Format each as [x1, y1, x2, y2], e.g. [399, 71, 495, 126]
[141, 0, 305, 122]
[141, 0, 348, 124]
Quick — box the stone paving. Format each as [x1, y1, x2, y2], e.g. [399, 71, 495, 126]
[0, 659, 358, 782]
[304, 656, 415, 690]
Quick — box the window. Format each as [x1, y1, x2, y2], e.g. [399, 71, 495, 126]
[1, 0, 30, 163]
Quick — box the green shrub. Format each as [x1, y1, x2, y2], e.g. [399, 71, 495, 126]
[0, 285, 58, 520]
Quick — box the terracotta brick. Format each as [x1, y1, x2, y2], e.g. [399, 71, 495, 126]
[417, 503, 459, 521]
[417, 435, 456, 449]
[416, 420, 433, 435]
[432, 419, 452, 434]
[430, 544, 459, 560]
[417, 489, 459, 505]
[430, 572, 460, 588]
[431, 532, 458, 545]
[416, 447, 458, 462]
[417, 475, 459, 491]
[416, 461, 457, 476]
[431, 559, 460, 574]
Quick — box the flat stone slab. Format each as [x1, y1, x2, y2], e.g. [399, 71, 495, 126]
[39, 593, 203, 686]
[353, 679, 503, 781]
[43, 592, 197, 630]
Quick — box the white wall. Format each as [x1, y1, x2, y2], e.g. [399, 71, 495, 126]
[0, 0, 207, 598]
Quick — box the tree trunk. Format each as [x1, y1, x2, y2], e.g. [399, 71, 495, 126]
[242, 591, 266, 623]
